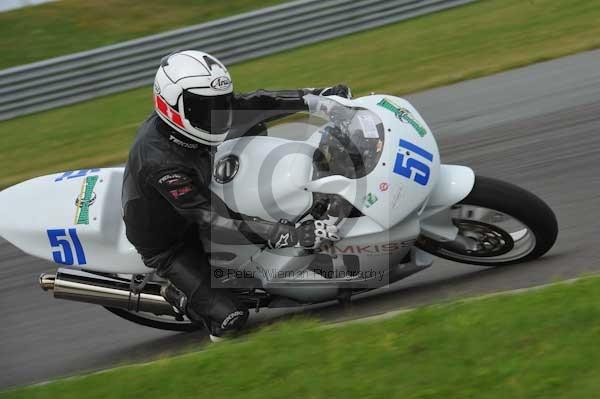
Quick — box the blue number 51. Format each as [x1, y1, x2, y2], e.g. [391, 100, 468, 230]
[47, 229, 87, 265]
[393, 139, 434, 186]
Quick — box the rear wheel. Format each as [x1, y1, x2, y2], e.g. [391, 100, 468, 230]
[418, 176, 558, 266]
[104, 306, 202, 332]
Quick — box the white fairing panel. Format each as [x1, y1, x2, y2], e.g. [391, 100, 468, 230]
[0, 168, 148, 273]
[210, 136, 314, 222]
[0, 95, 462, 288]
[424, 165, 475, 211]
[419, 164, 475, 241]
[306, 95, 441, 229]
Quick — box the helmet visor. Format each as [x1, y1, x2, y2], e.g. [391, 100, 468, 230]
[182, 91, 233, 135]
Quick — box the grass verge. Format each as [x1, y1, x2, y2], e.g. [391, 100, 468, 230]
[0, 0, 288, 69]
[2, 0, 600, 188]
[3, 276, 600, 398]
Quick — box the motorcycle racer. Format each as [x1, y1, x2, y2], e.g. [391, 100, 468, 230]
[121, 50, 348, 339]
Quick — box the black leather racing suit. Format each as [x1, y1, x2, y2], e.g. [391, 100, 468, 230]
[122, 89, 321, 333]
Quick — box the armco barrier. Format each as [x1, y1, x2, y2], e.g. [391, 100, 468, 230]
[0, 0, 476, 120]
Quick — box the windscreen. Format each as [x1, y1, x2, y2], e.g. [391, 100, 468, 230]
[310, 97, 385, 180]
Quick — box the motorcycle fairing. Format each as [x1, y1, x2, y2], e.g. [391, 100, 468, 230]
[420, 165, 475, 241]
[0, 167, 149, 273]
[209, 135, 314, 223]
[0, 95, 472, 283]
[305, 95, 441, 230]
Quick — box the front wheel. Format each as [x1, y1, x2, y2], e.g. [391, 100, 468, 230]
[418, 176, 558, 266]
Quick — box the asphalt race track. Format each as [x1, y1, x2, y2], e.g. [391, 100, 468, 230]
[1, 49, 599, 389]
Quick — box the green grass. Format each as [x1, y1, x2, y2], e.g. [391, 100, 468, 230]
[0, 0, 288, 69]
[2, 0, 600, 188]
[3, 276, 600, 399]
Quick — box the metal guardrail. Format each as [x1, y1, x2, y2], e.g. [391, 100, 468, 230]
[0, 0, 476, 121]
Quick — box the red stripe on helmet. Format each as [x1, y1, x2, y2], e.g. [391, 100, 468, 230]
[155, 95, 185, 129]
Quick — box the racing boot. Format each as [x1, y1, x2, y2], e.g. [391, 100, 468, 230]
[157, 247, 248, 339]
[161, 282, 248, 341]
[200, 295, 249, 342]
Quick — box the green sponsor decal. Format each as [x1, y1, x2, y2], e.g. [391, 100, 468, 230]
[364, 192, 378, 208]
[75, 175, 99, 225]
[377, 98, 427, 137]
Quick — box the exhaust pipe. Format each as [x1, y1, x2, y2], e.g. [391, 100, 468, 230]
[39, 268, 177, 316]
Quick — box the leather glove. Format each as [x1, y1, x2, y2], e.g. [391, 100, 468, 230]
[304, 93, 353, 119]
[296, 219, 340, 249]
[267, 219, 298, 249]
[304, 95, 356, 135]
[317, 84, 352, 99]
[267, 219, 341, 249]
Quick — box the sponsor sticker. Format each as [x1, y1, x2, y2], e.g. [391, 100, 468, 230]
[169, 185, 193, 200]
[210, 76, 232, 91]
[316, 240, 416, 256]
[357, 114, 379, 138]
[169, 135, 199, 149]
[364, 192, 378, 208]
[377, 98, 427, 137]
[74, 175, 99, 225]
[274, 233, 290, 249]
[158, 173, 185, 185]
[379, 182, 389, 192]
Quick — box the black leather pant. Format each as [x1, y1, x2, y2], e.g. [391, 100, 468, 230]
[139, 241, 242, 327]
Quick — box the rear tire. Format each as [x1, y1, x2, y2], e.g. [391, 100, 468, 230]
[418, 176, 558, 266]
[104, 307, 203, 332]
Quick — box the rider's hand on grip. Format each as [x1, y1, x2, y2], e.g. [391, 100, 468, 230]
[296, 219, 340, 249]
[304, 94, 352, 123]
[267, 219, 340, 250]
[267, 219, 297, 249]
[319, 85, 352, 99]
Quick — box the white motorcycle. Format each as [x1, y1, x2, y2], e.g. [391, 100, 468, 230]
[0, 94, 558, 332]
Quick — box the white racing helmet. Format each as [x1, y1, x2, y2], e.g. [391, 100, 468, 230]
[153, 50, 233, 145]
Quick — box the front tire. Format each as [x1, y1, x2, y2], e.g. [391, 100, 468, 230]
[418, 176, 558, 266]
